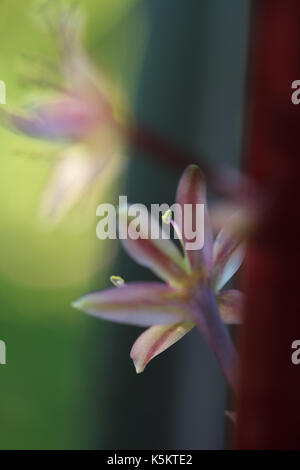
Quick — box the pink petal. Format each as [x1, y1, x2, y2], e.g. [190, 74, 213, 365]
[73, 282, 191, 327]
[119, 207, 189, 288]
[217, 289, 244, 324]
[130, 321, 194, 373]
[211, 213, 245, 291]
[176, 164, 213, 271]
[62, 40, 113, 114]
[39, 147, 100, 222]
[7, 97, 99, 140]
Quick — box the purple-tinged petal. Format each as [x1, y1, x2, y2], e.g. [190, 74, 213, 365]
[62, 40, 123, 131]
[130, 321, 194, 373]
[211, 213, 245, 291]
[73, 282, 191, 327]
[62, 29, 112, 107]
[7, 97, 100, 140]
[217, 289, 244, 324]
[176, 164, 213, 271]
[119, 207, 189, 288]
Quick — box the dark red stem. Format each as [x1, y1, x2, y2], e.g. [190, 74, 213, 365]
[236, 0, 300, 449]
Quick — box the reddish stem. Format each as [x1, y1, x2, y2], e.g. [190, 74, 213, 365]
[236, 0, 300, 449]
[127, 123, 263, 209]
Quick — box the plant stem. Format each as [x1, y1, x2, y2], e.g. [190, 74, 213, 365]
[128, 123, 262, 210]
[190, 286, 238, 393]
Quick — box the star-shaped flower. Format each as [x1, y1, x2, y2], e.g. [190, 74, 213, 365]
[73, 165, 244, 388]
[2, 11, 126, 222]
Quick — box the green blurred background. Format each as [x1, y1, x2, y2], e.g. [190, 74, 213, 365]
[0, 0, 143, 449]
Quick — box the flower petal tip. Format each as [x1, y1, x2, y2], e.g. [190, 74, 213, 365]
[131, 356, 145, 374]
[185, 164, 205, 181]
[72, 298, 84, 311]
[135, 365, 144, 374]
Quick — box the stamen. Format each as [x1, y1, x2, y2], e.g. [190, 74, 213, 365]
[162, 210, 192, 273]
[110, 275, 125, 288]
[162, 209, 172, 224]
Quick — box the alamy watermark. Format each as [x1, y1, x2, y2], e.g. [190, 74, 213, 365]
[0, 80, 6, 104]
[96, 196, 205, 250]
[291, 340, 300, 365]
[0, 83, 6, 365]
[0, 340, 6, 365]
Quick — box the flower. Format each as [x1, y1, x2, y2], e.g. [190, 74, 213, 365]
[2, 11, 126, 222]
[73, 165, 244, 388]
